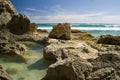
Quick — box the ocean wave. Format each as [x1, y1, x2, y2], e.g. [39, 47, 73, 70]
[71, 24, 120, 28]
[38, 27, 120, 30]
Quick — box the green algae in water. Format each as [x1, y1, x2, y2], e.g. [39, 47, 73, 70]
[0, 41, 48, 80]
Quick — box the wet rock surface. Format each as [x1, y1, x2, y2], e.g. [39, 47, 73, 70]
[0, 65, 13, 80]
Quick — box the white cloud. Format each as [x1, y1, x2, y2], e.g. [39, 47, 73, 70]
[25, 8, 48, 13]
[23, 5, 120, 24]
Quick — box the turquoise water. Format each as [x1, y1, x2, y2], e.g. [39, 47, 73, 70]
[0, 41, 47, 80]
[37, 23, 120, 36]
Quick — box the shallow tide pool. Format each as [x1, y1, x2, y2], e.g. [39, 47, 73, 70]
[0, 41, 47, 80]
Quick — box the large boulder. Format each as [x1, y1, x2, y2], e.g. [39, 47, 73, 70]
[43, 54, 120, 80]
[29, 23, 38, 34]
[0, 0, 18, 26]
[8, 14, 30, 35]
[0, 0, 30, 35]
[42, 58, 93, 80]
[0, 65, 13, 80]
[49, 23, 71, 40]
[97, 35, 120, 45]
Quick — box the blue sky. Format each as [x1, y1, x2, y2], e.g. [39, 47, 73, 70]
[11, 0, 120, 23]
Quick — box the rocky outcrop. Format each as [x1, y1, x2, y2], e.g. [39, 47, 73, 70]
[0, 37, 26, 55]
[0, 29, 27, 55]
[0, 65, 13, 80]
[43, 54, 120, 80]
[42, 58, 93, 80]
[29, 23, 38, 34]
[49, 23, 71, 40]
[0, 0, 18, 26]
[97, 35, 120, 45]
[71, 29, 96, 41]
[0, 0, 30, 35]
[44, 39, 98, 62]
[8, 14, 30, 35]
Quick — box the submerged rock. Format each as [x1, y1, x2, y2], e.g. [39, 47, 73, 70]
[0, 65, 13, 80]
[97, 35, 120, 45]
[49, 23, 71, 40]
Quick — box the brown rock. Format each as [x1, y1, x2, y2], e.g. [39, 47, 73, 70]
[42, 58, 93, 80]
[37, 29, 48, 33]
[0, 0, 18, 26]
[43, 39, 98, 63]
[71, 30, 96, 41]
[29, 23, 38, 34]
[49, 23, 71, 40]
[97, 35, 120, 45]
[8, 14, 30, 35]
[0, 0, 30, 35]
[43, 54, 120, 80]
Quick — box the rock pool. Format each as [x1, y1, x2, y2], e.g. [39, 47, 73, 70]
[0, 41, 47, 80]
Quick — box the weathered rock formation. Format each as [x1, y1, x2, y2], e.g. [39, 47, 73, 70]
[0, 36, 26, 55]
[0, 0, 30, 35]
[44, 39, 98, 62]
[8, 14, 30, 35]
[0, 0, 18, 26]
[97, 35, 120, 45]
[29, 23, 38, 34]
[42, 58, 93, 80]
[49, 23, 71, 40]
[0, 65, 13, 80]
[42, 54, 120, 80]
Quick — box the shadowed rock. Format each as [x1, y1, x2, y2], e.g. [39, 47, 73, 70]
[97, 35, 120, 45]
[0, 0, 30, 35]
[8, 14, 30, 35]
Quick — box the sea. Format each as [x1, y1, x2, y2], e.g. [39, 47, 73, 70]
[37, 23, 120, 36]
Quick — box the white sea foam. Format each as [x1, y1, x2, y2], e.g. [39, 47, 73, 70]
[38, 27, 120, 30]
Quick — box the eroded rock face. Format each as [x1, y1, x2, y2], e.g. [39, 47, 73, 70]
[8, 14, 30, 35]
[42, 58, 93, 80]
[0, 0, 30, 35]
[44, 39, 98, 62]
[97, 35, 120, 45]
[0, 0, 18, 26]
[0, 65, 13, 80]
[43, 54, 120, 80]
[49, 23, 71, 40]
[0, 30, 27, 55]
